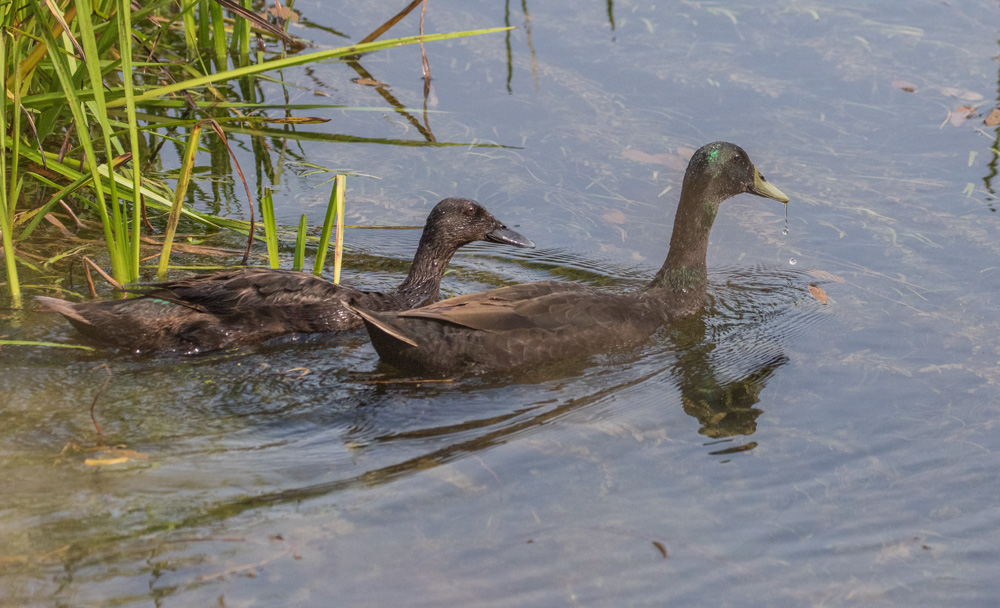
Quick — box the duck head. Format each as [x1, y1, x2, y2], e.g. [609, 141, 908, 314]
[683, 142, 789, 213]
[423, 197, 535, 249]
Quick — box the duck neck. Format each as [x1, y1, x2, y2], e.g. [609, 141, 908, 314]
[647, 187, 720, 294]
[393, 232, 458, 307]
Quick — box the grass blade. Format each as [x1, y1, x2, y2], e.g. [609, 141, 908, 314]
[117, 0, 144, 280]
[106, 28, 513, 109]
[312, 174, 342, 276]
[292, 213, 306, 271]
[332, 174, 345, 285]
[261, 189, 279, 269]
[0, 28, 21, 305]
[0, 340, 95, 350]
[157, 124, 204, 278]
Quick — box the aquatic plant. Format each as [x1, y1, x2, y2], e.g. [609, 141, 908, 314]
[0, 0, 508, 306]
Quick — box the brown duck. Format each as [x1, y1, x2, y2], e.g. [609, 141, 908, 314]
[37, 198, 534, 354]
[351, 142, 790, 376]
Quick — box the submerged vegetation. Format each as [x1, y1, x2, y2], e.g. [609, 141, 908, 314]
[0, 0, 508, 307]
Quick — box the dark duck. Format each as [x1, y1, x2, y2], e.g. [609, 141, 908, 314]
[351, 142, 789, 376]
[37, 198, 534, 354]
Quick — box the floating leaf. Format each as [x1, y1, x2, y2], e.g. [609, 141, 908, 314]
[355, 78, 384, 86]
[985, 108, 1000, 127]
[949, 105, 975, 127]
[266, 5, 299, 20]
[891, 80, 917, 92]
[808, 284, 828, 304]
[83, 447, 148, 466]
[939, 86, 983, 101]
[652, 541, 668, 558]
[85, 457, 129, 466]
[805, 269, 845, 283]
[602, 209, 627, 224]
[622, 149, 659, 163]
[676, 147, 696, 160]
[621, 149, 687, 170]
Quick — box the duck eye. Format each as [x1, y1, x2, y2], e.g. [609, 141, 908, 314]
[464, 205, 476, 216]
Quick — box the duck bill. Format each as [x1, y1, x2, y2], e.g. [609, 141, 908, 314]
[749, 169, 790, 203]
[485, 225, 535, 249]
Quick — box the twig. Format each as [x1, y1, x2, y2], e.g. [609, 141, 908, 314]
[58, 200, 83, 227]
[420, 0, 431, 84]
[203, 120, 256, 264]
[82, 258, 97, 297]
[196, 547, 291, 582]
[359, 0, 423, 44]
[82, 256, 125, 290]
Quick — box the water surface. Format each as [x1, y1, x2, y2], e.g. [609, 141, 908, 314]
[3, 1, 1000, 605]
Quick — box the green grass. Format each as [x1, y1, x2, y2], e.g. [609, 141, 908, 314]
[0, 0, 511, 306]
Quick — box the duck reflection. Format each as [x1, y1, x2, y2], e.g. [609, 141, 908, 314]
[666, 311, 788, 440]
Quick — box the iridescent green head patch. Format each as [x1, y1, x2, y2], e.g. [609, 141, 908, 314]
[707, 149, 720, 163]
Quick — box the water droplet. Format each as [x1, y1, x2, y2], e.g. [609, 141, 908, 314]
[789, 258, 797, 266]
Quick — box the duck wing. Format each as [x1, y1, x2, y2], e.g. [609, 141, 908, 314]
[396, 281, 602, 332]
[128, 269, 348, 313]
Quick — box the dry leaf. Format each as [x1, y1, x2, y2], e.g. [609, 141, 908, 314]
[657, 154, 688, 170]
[85, 457, 129, 466]
[939, 86, 983, 101]
[652, 541, 668, 558]
[621, 149, 687, 170]
[110, 449, 149, 460]
[264, 117, 329, 124]
[984, 108, 1000, 127]
[808, 285, 828, 304]
[622, 149, 659, 164]
[949, 105, 974, 127]
[44, 214, 73, 238]
[355, 78, 383, 87]
[266, 5, 298, 20]
[602, 209, 627, 224]
[805, 269, 845, 283]
[891, 80, 917, 93]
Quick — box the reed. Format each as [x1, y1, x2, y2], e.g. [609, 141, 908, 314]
[157, 123, 203, 279]
[0, 0, 510, 306]
[314, 174, 346, 283]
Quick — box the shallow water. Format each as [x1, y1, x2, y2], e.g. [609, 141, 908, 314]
[3, 0, 1000, 605]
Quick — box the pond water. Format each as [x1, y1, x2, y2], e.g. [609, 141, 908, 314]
[3, 0, 1000, 605]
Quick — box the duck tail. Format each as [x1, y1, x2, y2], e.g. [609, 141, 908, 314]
[346, 301, 419, 348]
[35, 296, 91, 325]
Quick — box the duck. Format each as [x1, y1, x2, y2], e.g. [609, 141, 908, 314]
[36, 197, 535, 354]
[350, 142, 789, 376]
